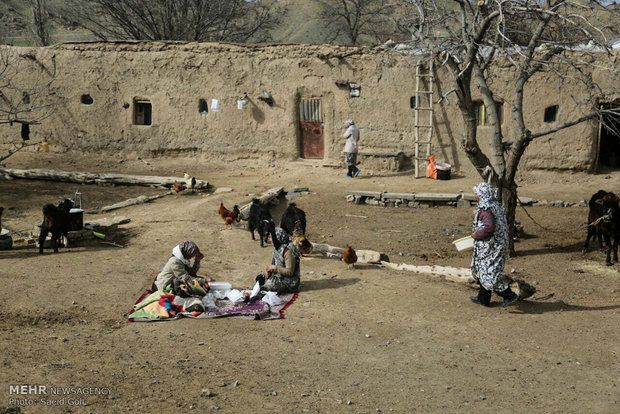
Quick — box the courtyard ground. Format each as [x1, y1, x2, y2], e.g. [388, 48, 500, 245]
[0, 152, 618, 413]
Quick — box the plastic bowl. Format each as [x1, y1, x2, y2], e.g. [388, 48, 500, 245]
[452, 236, 474, 251]
[208, 281, 232, 291]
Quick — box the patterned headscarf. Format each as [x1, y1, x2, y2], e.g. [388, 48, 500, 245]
[473, 182, 498, 210]
[272, 228, 301, 267]
[344, 119, 355, 126]
[178, 241, 200, 259]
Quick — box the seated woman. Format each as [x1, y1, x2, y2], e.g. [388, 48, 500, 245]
[153, 241, 213, 294]
[256, 228, 301, 294]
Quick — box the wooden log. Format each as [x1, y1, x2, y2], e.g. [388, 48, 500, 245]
[382, 261, 537, 298]
[381, 261, 475, 284]
[311, 242, 386, 263]
[84, 216, 131, 230]
[0, 167, 210, 189]
[101, 193, 169, 212]
[238, 187, 284, 220]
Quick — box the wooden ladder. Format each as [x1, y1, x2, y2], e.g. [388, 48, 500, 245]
[414, 57, 434, 178]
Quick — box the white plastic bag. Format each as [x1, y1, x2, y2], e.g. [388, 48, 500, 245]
[226, 289, 244, 303]
[261, 291, 284, 306]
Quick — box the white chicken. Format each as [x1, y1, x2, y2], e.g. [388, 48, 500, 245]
[183, 172, 197, 189]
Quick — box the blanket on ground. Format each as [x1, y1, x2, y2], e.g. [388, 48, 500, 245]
[128, 289, 297, 322]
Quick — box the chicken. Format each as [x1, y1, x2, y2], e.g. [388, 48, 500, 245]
[292, 226, 313, 255]
[219, 202, 240, 228]
[342, 245, 358, 269]
[172, 180, 186, 193]
[184, 172, 196, 189]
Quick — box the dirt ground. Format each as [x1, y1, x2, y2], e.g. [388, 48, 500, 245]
[0, 151, 618, 413]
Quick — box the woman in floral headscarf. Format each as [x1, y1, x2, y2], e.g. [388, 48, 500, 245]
[255, 227, 301, 293]
[153, 241, 212, 292]
[470, 183, 518, 307]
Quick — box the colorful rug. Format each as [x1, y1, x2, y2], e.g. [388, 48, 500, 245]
[128, 290, 298, 322]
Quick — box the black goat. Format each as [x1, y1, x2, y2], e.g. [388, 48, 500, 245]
[280, 202, 307, 235]
[584, 190, 613, 253]
[593, 193, 620, 266]
[248, 199, 274, 247]
[280, 203, 313, 255]
[38, 199, 73, 253]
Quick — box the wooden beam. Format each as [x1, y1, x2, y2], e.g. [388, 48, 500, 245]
[0, 167, 210, 189]
[311, 242, 387, 263]
[238, 187, 284, 220]
[101, 193, 169, 212]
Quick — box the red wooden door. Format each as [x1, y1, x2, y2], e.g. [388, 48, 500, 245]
[299, 98, 324, 159]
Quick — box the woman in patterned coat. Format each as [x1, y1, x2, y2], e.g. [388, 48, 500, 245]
[256, 228, 301, 294]
[470, 183, 519, 307]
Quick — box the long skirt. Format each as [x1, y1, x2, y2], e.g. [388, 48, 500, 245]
[345, 152, 357, 167]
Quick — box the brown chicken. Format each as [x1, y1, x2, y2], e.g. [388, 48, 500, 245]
[292, 226, 313, 255]
[219, 202, 240, 228]
[172, 180, 186, 193]
[343, 245, 358, 268]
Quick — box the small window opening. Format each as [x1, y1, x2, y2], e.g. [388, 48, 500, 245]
[410, 96, 422, 109]
[134, 99, 152, 126]
[22, 92, 30, 105]
[198, 99, 208, 114]
[81, 94, 93, 105]
[544, 105, 558, 123]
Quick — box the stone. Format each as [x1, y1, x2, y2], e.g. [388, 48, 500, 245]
[213, 187, 233, 194]
[201, 389, 213, 398]
[518, 196, 538, 205]
[554, 200, 564, 207]
[346, 195, 355, 202]
[366, 199, 380, 206]
[578, 199, 587, 207]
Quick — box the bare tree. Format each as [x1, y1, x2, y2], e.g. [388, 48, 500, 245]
[30, 0, 52, 46]
[0, 48, 58, 163]
[61, 0, 285, 43]
[318, 0, 396, 45]
[395, 0, 620, 254]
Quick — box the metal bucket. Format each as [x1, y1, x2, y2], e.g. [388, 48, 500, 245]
[68, 208, 84, 231]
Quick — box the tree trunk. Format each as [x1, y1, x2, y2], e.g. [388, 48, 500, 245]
[501, 179, 518, 256]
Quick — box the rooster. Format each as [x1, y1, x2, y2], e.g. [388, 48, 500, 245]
[184, 172, 197, 190]
[343, 245, 358, 269]
[292, 225, 313, 255]
[172, 180, 186, 193]
[219, 202, 240, 228]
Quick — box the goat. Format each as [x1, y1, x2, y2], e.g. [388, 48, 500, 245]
[584, 190, 613, 253]
[248, 199, 274, 247]
[280, 203, 312, 255]
[593, 193, 620, 266]
[38, 199, 73, 253]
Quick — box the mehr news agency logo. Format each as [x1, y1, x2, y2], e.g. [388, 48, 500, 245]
[8, 384, 112, 407]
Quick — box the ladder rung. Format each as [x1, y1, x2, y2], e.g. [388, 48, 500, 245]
[416, 91, 433, 94]
[415, 125, 433, 128]
[415, 141, 432, 144]
[414, 157, 431, 160]
[416, 74, 433, 77]
[414, 107, 433, 111]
